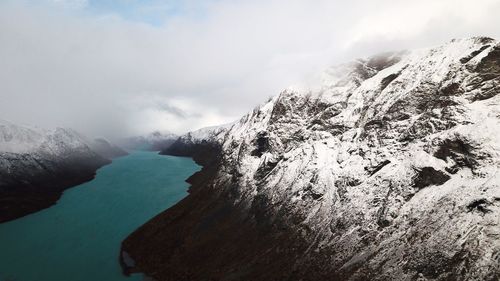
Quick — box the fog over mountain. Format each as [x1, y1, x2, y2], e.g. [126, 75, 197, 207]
[1, 0, 500, 139]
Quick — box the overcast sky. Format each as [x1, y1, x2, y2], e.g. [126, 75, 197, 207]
[1, 0, 500, 138]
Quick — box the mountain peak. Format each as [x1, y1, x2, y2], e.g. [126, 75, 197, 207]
[123, 37, 500, 281]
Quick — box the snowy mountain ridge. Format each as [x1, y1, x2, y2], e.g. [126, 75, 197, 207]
[0, 118, 50, 154]
[0, 120, 127, 222]
[177, 123, 232, 144]
[0, 118, 102, 156]
[125, 37, 500, 280]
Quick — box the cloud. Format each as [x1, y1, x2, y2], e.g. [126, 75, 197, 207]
[122, 94, 230, 135]
[1, 0, 499, 139]
[49, 0, 89, 9]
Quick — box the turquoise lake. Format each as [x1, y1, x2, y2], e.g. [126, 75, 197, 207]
[0, 151, 200, 281]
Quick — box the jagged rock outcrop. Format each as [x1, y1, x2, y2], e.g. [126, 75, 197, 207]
[0, 120, 119, 222]
[122, 37, 500, 281]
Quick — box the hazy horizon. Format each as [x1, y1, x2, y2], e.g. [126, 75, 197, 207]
[2, 0, 500, 139]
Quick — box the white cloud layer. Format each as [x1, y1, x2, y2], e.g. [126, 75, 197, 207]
[1, 0, 500, 138]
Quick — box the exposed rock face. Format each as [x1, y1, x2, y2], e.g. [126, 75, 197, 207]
[122, 37, 500, 281]
[0, 120, 113, 222]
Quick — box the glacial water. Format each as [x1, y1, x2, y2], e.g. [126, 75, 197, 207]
[0, 151, 200, 281]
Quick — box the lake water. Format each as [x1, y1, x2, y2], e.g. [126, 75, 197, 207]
[0, 151, 200, 281]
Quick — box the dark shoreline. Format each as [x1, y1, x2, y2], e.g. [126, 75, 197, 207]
[119, 140, 225, 279]
[119, 141, 328, 281]
[0, 157, 111, 223]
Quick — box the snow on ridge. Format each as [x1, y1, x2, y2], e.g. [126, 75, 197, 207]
[0, 119, 92, 155]
[180, 122, 235, 144]
[187, 36, 500, 279]
[0, 119, 47, 153]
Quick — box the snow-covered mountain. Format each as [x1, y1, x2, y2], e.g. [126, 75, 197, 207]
[123, 37, 500, 281]
[164, 123, 232, 158]
[0, 119, 86, 154]
[90, 137, 128, 159]
[0, 120, 124, 222]
[179, 124, 232, 143]
[119, 131, 178, 151]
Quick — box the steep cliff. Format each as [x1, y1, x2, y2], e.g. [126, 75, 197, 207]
[122, 37, 500, 281]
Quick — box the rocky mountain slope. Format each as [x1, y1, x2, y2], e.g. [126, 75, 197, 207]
[164, 124, 231, 159]
[0, 120, 124, 222]
[122, 37, 500, 281]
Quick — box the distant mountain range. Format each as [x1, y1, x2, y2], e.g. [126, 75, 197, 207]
[122, 37, 500, 281]
[118, 131, 178, 151]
